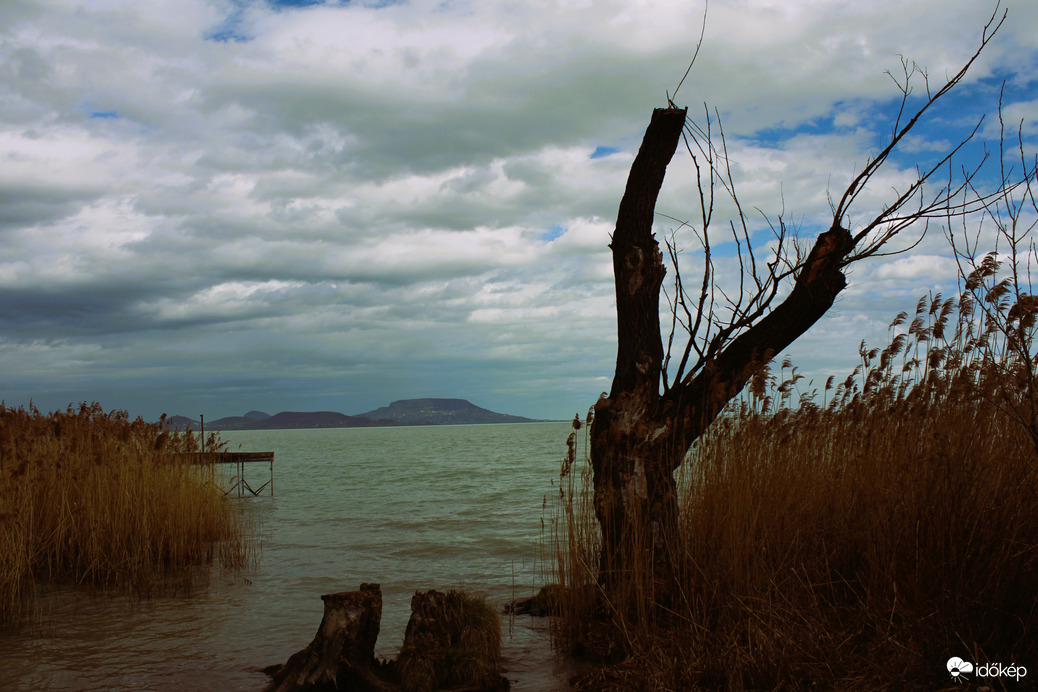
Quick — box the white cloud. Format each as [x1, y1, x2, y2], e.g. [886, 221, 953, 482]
[872, 255, 959, 282]
[140, 279, 307, 321]
[252, 3, 514, 95]
[0, 124, 143, 190]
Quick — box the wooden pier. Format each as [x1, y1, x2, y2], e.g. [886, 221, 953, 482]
[181, 416, 274, 496]
[185, 451, 274, 497]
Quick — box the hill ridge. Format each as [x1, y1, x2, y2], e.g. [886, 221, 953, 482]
[166, 398, 544, 430]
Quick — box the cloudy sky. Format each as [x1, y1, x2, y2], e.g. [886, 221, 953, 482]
[2, 0, 1037, 422]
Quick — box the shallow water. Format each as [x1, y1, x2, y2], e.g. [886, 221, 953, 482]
[0, 422, 577, 691]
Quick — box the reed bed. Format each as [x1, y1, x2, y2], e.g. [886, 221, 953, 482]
[0, 402, 251, 626]
[548, 286, 1038, 690]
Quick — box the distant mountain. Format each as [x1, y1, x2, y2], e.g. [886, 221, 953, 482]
[254, 411, 400, 429]
[161, 415, 198, 431]
[204, 415, 260, 431]
[192, 411, 402, 430]
[355, 398, 540, 426]
[164, 399, 542, 430]
[160, 414, 259, 431]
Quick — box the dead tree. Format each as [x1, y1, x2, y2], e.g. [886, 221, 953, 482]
[589, 6, 1022, 608]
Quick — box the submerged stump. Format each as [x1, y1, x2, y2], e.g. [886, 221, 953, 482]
[397, 589, 508, 692]
[265, 583, 391, 692]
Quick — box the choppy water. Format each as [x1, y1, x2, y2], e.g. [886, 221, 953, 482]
[0, 422, 578, 691]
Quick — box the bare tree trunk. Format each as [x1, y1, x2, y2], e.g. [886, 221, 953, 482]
[590, 107, 687, 605]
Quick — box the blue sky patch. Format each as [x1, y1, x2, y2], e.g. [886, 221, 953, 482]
[590, 145, 619, 159]
[269, 0, 326, 7]
[205, 4, 251, 42]
[541, 224, 566, 241]
[746, 73, 1032, 196]
[870, 74, 1028, 186]
[750, 112, 845, 149]
[205, 0, 400, 41]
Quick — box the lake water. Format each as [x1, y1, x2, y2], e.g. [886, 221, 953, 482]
[0, 422, 580, 691]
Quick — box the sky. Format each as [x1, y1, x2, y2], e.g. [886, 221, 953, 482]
[1, 0, 1037, 422]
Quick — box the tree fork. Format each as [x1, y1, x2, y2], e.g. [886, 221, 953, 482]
[666, 221, 855, 451]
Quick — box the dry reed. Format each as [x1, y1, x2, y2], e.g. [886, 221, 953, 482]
[0, 402, 251, 626]
[548, 287, 1038, 690]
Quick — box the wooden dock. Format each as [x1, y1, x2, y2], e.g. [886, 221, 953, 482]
[184, 451, 274, 497]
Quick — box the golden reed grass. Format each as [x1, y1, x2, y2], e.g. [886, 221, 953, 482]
[548, 289, 1038, 690]
[0, 402, 251, 626]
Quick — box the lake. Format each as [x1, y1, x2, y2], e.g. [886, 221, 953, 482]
[0, 421, 580, 691]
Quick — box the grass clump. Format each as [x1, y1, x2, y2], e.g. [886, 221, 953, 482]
[549, 287, 1038, 690]
[0, 402, 251, 626]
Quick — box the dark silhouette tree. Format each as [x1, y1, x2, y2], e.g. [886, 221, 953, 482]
[589, 5, 1033, 610]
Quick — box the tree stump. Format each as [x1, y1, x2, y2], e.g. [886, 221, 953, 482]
[264, 583, 392, 692]
[397, 589, 508, 692]
[264, 585, 507, 692]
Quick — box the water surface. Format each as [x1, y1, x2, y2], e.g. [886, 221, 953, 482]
[1, 422, 577, 691]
